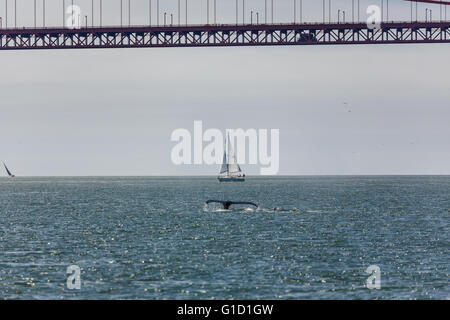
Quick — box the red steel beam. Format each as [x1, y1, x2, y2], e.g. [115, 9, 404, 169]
[1, 21, 449, 50]
[404, 0, 450, 5]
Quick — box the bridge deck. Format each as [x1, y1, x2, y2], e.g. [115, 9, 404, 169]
[1, 22, 449, 50]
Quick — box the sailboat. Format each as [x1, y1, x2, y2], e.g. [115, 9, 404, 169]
[218, 134, 245, 182]
[3, 163, 15, 178]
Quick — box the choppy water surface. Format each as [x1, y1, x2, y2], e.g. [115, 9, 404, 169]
[0, 176, 448, 299]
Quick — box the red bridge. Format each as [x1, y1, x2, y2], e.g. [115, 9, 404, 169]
[0, 0, 449, 50]
[0, 21, 449, 50]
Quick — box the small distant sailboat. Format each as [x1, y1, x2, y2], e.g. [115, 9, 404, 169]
[3, 163, 15, 178]
[218, 134, 245, 182]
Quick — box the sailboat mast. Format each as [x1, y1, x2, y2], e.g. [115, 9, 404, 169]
[226, 134, 230, 175]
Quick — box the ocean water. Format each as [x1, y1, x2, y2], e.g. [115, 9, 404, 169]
[0, 176, 448, 300]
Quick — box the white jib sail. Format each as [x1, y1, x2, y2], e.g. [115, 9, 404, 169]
[219, 143, 228, 174]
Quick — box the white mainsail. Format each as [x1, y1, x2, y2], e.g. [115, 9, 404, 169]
[219, 144, 228, 174]
[219, 135, 243, 177]
[226, 136, 242, 174]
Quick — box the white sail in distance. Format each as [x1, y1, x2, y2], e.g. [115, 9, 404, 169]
[219, 139, 228, 174]
[218, 134, 245, 181]
[226, 135, 242, 174]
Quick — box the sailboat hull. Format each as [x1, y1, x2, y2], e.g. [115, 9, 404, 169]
[218, 177, 245, 182]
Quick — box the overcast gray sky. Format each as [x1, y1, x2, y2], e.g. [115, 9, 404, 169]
[1, 0, 449, 176]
